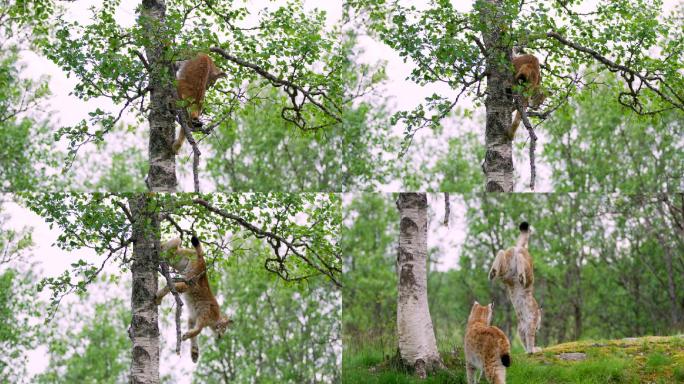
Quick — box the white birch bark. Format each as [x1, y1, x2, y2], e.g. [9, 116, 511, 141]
[396, 193, 443, 378]
[479, 0, 515, 192]
[141, 0, 178, 192]
[129, 195, 161, 384]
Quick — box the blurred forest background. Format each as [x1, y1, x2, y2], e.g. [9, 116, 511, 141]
[0, 197, 340, 383]
[343, 193, 684, 356]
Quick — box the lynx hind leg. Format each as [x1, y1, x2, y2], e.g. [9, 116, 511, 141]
[524, 319, 538, 354]
[527, 322, 541, 354]
[466, 360, 477, 384]
[517, 322, 529, 353]
[484, 358, 505, 384]
[494, 365, 506, 384]
[526, 304, 542, 353]
[189, 318, 199, 362]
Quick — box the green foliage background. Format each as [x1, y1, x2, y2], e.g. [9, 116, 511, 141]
[343, 193, 684, 357]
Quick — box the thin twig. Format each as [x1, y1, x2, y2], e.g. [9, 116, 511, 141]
[209, 47, 342, 125]
[514, 95, 537, 191]
[547, 31, 684, 112]
[192, 198, 342, 287]
[159, 261, 183, 355]
[174, 94, 202, 193]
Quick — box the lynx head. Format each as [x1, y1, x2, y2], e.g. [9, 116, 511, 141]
[468, 301, 493, 325]
[213, 314, 232, 339]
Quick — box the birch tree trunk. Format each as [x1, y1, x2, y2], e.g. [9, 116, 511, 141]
[478, 0, 515, 192]
[128, 0, 175, 380]
[395, 193, 443, 378]
[128, 195, 161, 384]
[140, 0, 178, 192]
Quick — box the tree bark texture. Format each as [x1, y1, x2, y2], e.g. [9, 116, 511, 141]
[478, 0, 515, 192]
[128, 194, 161, 384]
[140, 0, 178, 192]
[395, 193, 443, 378]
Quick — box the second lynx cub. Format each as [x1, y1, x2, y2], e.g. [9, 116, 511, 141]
[464, 302, 511, 384]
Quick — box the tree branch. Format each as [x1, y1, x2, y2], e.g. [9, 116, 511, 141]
[192, 198, 341, 287]
[546, 31, 684, 112]
[209, 47, 342, 128]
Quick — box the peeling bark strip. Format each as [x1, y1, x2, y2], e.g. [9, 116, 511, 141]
[478, 0, 515, 192]
[129, 195, 161, 384]
[140, 0, 177, 192]
[395, 193, 443, 377]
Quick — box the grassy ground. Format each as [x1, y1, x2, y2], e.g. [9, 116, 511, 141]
[343, 335, 684, 383]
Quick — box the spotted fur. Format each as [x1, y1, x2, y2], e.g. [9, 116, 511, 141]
[174, 54, 226, 153]
[508, 54, 545, 139]
[464, 302, 511, 384]
[489, 222, 542, 354]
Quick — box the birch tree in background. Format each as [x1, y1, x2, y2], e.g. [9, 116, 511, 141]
[395, 193, 443, 378]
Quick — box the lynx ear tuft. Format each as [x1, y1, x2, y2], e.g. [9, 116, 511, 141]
[519, 221, 530, 232]
[191, 236, 200, 247]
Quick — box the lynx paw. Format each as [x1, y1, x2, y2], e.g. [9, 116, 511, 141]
[528, 347, 542, 354]
[182, 333, 191, 341]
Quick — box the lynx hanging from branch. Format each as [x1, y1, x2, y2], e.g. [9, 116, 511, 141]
[489, 222, 542, 354]
[174, 53, 226, 154]
[507, 54, 545, 140]
[156, 236, 232, 363]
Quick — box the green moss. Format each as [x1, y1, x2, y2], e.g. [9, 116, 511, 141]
[344, 336, 684, 383]
[673, 366, 684, 381]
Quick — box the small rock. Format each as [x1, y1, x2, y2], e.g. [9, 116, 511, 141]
[558, 352, 587, 361]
